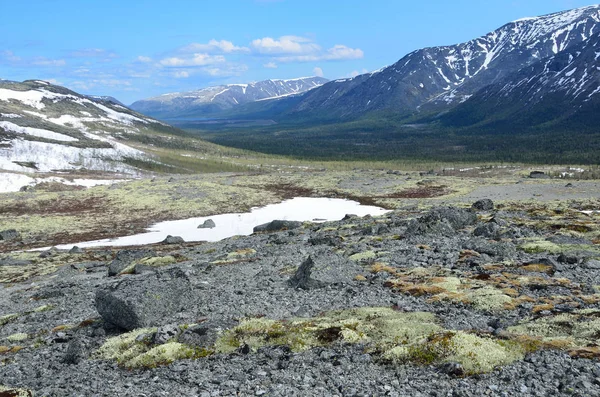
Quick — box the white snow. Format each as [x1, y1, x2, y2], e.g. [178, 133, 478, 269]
[0, 173, 127, 193]
[0, 121, 78, 142]
[0, 113, 22, 118]
[50, 197, 391, 248]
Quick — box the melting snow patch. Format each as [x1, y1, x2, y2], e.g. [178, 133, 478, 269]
[0, 113, 22, 118]
[0, 121, 78, 142]
[52, 197, 391, 248]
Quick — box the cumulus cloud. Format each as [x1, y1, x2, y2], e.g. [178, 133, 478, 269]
[313, 67, 324, 77]
[251, 35, 320, 55]
[174, 70, 190, 78]
[183, 40, 249, 53]
[32, 58, 67, 67]
[159, 53, 226, 67]
[276, 44, 364, 62]
[137, 56, 152, 63]
[263, 62, 278, 69]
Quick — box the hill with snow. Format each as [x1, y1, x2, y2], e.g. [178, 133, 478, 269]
[130, 77, 328, 119]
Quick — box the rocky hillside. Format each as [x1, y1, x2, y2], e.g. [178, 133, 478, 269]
[130, 77, 329, 119]
[0, 80, 182, 174]
[1, 196, 600, 395]
[278, 5, 600, 120]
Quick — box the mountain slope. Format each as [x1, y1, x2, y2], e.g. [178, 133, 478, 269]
[283, 5, 600, 120]
[0, 80, 182, 174]
[130, 77, 328, 119]
[439, 32, 600, 129]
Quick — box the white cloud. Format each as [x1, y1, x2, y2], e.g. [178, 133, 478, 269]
[174, 71, 190, 78]
[70, 48, 118, 59]
[32, 58, 66, 67]
[251, 35, 320, 55]
[263, 62, 278, 69]
[275, 44, 364, 63]
[183, 40, 249, 53]
[346, 68, 369, 78]
[1, 50, 21, 63]
[137, 56, 152, 63]
[313, 67, 324, 77]
[159, 53, 226, 67]
[202, 64, 248, 77]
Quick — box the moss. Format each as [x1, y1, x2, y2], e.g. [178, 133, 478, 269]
[519, 240, 562, 254]
[126, 342, 196, 369]
[349, 251, 377, 262]
[137, 256, 177, 267]
[468, 286, 514, 312]
[0, 313, 19, 326]
[95, 327, 157, 364]
[6, 333, 28, 342]
[33, 304, 54, 313]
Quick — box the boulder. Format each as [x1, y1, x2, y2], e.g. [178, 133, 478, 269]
[253, 220, 302, 233]
[288, 256, 324, 290]
[473, 222, 501, 240]
[406, 207, 477, 236]
[0, 229, 20, 241]
[198, 219, 216, 229]
[178, 319, 235, 348]
[0, 386, 34, 397]
[529, 171, 550, 179]
[95, 268, 193, 330]
[472, 199, 494, 211]
[62, 338, 83, 364]
[108, 249, 156, 277]
[162, 235, 185, 244]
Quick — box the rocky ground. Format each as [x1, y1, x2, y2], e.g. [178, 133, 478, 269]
[1, 170, 600, 396]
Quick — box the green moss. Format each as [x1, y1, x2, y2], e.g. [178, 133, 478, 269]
[137, 256, 177, 267]
[348, 251, 377, 262]
[126, 342, 196, 368]
[95, 327, 157, 365]
[468, 286, 513, 312]
[7, 333, 28, 342]
[0, 313, 19, 326]
[33, 304, 54, 313]
[519, 240, 562, 254]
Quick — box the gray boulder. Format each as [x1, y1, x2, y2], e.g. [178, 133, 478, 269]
[529, 171, 550, 179]
[95, 268, 193, 330]
[162, 235, 185, 244]
[406, 207, 477, 236]
[108, 249, 156, 277]
[0, 229, 20, 241]
[472, 199, 494, 211]
[198, 219, 216, 229]
[178, 319, 235, 348]
[62, 338, 83, 364]
[288, 256, 324, 290]
[473, 222, 501, 240]
[253, 220, 302, 233]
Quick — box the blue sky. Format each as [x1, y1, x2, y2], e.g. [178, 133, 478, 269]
[0, 0, 595, 104]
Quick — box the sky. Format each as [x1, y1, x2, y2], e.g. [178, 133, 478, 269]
[0, 0, 596, 104]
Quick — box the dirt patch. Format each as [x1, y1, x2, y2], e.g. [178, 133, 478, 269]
[0, 196, 107, 216]
[384, 185, 452, 199]
[262, 183, 316, 199]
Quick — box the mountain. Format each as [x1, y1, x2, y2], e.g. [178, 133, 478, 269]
[85, 95, 126, 107]
[0, 79, 181, 174]
[282, 5, 600, 120]
[439, 31, 600, 129]
[130, 77, 328, 119]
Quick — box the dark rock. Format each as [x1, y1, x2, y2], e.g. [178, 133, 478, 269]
[0, 229, 20, 241]
[548, 235, 592, 245]
[462, 239, 516, 259]
[62, 338, 83, 364]
[565, 183, 574, 188]
[0, 386, 34, 396]
[178, 320, 236, 348]
[153, 324, 181, 344]
[198, 219, 216, 229]
[69, 246, 84, 254]
[529, 171, 550, 179]
[108, 249, 156, 277]
[583, 259, 600, 270]
[0, 257, 33, 266]
[473, 222, 501, 239]
[162, 235, 185, 244]
[95, 268, 193, 330]
[308, 235, 343, 246]
[438, 362, 465, 377]
[406, 207, 477, 236]
[288, 256, 324, 290]
[253, 220, 302, 233]
[342, 214, 357, 220]
[557, 254, 580, 264]
[472, 199, 494, 211]
[39, 247, 58, 258]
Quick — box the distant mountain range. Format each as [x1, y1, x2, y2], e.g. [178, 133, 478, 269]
[162, 5, 600, 163]
[130, 77, 328, 119]
[0, 80, 181, 174]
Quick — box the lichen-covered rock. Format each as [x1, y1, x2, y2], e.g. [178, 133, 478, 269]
[0, 385, 34, 397]
[472, 199, 494, 211]
[406, 207, 477, 236]
[95, 268, 193, 330]
[108, 249, 156, 277]
[253, 220, 302, 233]
[0, 229, 20, 241]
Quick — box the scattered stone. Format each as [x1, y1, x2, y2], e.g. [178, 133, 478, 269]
[288, 256, 324, 290]
[108, 249, 156, 277]
[62, 338, 83, 364]
[198, 219, 216, 229]
[0, 386, 34, 397]
[583, 259, 600, 270]
[529, 171, 550, 179]
[153, 324, 181, 345]
[0, 229, 20, 241]
[438, 362, 465, 377]
[472, 199, 494, 211]
[253, 220, 302, 233]
[95, 268, 193, 330]
[69, 246, 84, 254]
[406, 207, 477, 236]
[162, 235, 185, 244]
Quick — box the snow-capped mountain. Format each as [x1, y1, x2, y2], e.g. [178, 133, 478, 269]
[286, 5, 600, 119]
[0, 80, 177, 174]
[130, 77, 328, 119]
[440, 31, 600, 128]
